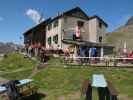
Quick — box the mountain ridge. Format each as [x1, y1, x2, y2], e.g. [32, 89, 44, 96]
[0, 42, 21, 54]
[105, 16, 133, 50]
[125, 16, 133, 26]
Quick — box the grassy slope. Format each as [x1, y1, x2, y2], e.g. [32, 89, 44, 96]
[0, 53, 37, 79]
[0, 55, 133, 99]
[105, 25, 133, 50]
[0, 68, 33, 80]
[0, 53, 37, 71]
[33, 67, 133, 99]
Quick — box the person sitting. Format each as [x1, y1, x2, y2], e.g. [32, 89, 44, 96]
[2, 80, 20, 100]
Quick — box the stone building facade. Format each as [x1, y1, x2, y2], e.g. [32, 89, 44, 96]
[23, 7, 113, 57]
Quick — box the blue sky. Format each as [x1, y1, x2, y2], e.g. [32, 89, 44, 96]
[0, 0, 133, 44]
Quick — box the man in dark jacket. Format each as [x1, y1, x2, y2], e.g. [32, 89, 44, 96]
[2, 80, 20, 100]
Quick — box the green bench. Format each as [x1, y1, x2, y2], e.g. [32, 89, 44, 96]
[81, 80, 118, 100]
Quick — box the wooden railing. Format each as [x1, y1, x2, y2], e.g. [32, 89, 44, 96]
[63, 56, 133, 67]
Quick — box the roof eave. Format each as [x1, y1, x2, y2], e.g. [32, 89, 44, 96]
[89, 15, 108, 27]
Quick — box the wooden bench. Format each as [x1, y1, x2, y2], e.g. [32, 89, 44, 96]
[81, 80, 92, 100]
[106, 81, 118, 100]
[19, 85, 38, 97]
[81, 80, 90, 94]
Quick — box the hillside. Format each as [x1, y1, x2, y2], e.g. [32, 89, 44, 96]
[105, 16, 133, 50]
[0, 53, 37, 72]
[126, 16, 133, 26]
[0, 56, 133, 100]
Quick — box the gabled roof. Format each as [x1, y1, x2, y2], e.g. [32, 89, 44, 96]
[23, 18, 51, 35]
[89, 15, 108, 27]
[63, 7, 89, 19]
[23, 7, 108, 36]
[45, 7, 89, 24]
[23, 7, 89, 35]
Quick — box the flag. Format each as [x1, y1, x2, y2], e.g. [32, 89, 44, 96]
[75, 26, 80, 38]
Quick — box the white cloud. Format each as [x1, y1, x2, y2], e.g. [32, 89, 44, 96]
[0, 16, 3, 21]
[26, 9, 44, 24]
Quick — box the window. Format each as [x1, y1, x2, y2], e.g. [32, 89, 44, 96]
[48, 37, 51, 45]
[64, 16, 67, 23]
[99, 36, 102, 42]
[48, 24, 52, 30]
[63, 32, 74, 40]
[77, 21, 84, 27]
[53, 34, 58, 44]
[53, 20, 59, 27]
[99, 21, 102, 28]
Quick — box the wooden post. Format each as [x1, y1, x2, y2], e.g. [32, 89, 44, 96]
[105, 87, 110, 100]
[85, 85, 92, 100]
[100, 47, 104, 61]
[98, 87, 106, 100]
[81, 80, 92, 100]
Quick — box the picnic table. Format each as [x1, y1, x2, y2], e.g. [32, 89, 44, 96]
[92, 74, 108, 100]
[0, 86, 6, 93]
[0, 79, 38, 99]
[18, 79, 32, 86]
[92, 74, 107, 87]
[18, 79, 38, 97]
[0, 79, 33, 93]
[81, 74, 118, 100]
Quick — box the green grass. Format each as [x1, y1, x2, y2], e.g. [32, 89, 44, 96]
[33, 67, 133, 99]
[0, 55, 133, 100]
[0, 68, 32, 80]
[104, 31, 133, 50]
[0, 53, 37, 71]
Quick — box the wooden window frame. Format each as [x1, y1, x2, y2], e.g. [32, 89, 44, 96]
[53, 34, 58, 44]
[48, 24, 52, 30]
[48, 37, 52, 45]
[53, 20, 59, 28]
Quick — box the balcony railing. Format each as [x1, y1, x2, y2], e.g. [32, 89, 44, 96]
[62, 27, 85, 41]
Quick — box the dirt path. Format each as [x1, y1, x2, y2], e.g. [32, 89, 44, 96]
[28, 63, 48, 78]
[58, 91, 81, 100]
[0, 63, 47, 79]
[118, 94, 133, 100]
[28, 66, 39, 78]
[0, 67, 32, 76]
[0, 77, 8, 84]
